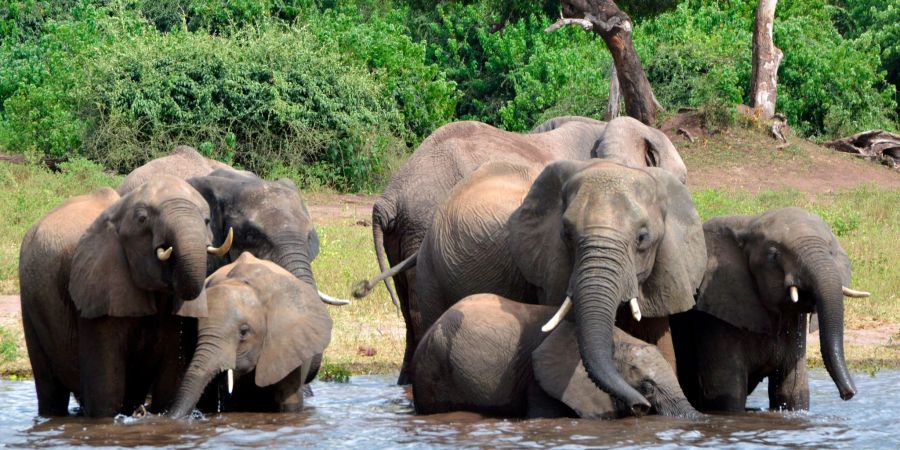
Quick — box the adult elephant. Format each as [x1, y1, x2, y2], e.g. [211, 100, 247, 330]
[116, 145, 253, 195]
[19, 176, 232, 416]
[413, 294, 699, 419]
[367, 160, 706, 412]
[361, 117, 686, 384]
[187, 170, 348, 306]
[167, 253, 331, 418]
[670, 208, 868, 412]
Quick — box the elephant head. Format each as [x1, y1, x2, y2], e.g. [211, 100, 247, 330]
[533, 322, 700, 419]
[188, 171, 320, 288]
[167, 252, 332, 418]
[68, 176, 228, 317]
[593, 116, 688, 184]
[509, 160, 706, 414]
[696, 207, 865, 401]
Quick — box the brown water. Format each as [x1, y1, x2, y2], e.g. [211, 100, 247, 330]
[1, 369, 897, 448]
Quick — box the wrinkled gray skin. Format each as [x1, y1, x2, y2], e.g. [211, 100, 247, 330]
[413, 294, 699, 419]
[168, 253, 332, 418]
[365, 117, 686, 384]
[19, 177, 214, 417]
[116, 145, 253, 195]
[412, 160, 706, 414]
[187, 171, 323, 293]
[671, 208, 858, 412]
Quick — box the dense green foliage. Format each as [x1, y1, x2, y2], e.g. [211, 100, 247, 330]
[0, 0, 897, 190]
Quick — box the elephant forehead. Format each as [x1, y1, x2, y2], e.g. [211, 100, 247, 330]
[132, 176, 209, 210]
[751, 208, 831, 243]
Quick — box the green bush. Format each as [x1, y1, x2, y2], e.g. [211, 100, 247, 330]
[81, 24, 407, 191]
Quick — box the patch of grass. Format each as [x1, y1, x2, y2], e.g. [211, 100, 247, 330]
[0, 160, 120, 294]
[311, 220, 406, 375]
[0, 326, 18, 363]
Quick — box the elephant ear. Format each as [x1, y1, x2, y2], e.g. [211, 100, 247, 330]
[69, 211, 156, 318]
[509, 160, 585, 305]
[532, 321, 619, 419]
[695, 215, 771, 334]
[308, 228, 320, 261]
[638, 168, 706, 318]
[255, 276, 332, 387]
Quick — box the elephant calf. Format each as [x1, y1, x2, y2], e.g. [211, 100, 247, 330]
[671, 207, 870, 412]
[167, 252, 332, 418]
[412, 294, 700, 419]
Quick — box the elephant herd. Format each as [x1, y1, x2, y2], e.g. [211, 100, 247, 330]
[19, 117, 870, 424]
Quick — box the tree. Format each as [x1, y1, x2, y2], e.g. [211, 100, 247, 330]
[748, 0, 783, 118]
[548, 0, 661, 125]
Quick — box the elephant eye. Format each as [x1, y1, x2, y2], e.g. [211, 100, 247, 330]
[767, 247, 779, 263]
[636, 228, 651, 249]
[135, 209, 148, 224]
[239, 324, 251, 339]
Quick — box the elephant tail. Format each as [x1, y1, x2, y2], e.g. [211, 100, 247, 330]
[371, 220, 401, 310]
[353, 251, 417, 302]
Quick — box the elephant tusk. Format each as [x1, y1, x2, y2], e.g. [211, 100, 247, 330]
[318, 290, 351, 306]
[156, 246, 173, 261]
[227, 369, 234, 394]
[207, 227, 234, 256]
[842, 286, 871, 298]
[789, 286, 799, 303]
[629, 298, 641, 322]
[541, 297, 572, 332]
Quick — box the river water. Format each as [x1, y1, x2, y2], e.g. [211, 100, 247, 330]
[0, 369, 896, 449]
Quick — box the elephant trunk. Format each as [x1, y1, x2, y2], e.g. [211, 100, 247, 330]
[573, 236, 651, 415]
[165, 202, 209, 300]
[167, 320, 235, 419]
[273, 233, 317, 288]
[802, 249, 856, 400]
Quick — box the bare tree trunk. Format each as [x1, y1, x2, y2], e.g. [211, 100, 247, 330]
[606, 64, 621, 120]
[749, 0, 783, 118]
[551, 0, 660, 125]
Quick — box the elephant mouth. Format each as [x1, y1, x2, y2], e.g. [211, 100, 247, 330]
[785, 285, 817, 313]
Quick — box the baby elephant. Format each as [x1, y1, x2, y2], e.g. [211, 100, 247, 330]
[167, 252, 332, 418]
[413, 294, 699, 419]
[671, 207, 870, 412]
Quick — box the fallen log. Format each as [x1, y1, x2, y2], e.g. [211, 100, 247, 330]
[824, 130, 900, 171]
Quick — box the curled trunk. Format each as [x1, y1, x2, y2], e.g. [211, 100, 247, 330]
[573, 236, 651, 415]
[166, 209, 209, 300]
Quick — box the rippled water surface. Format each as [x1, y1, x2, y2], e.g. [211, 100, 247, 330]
[0, 369, 897, 448]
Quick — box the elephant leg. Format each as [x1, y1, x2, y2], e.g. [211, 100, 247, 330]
[148, 317, 190, 413]
[23, 313, 71, 416]
[78, 316, 134, 417]
[393, 267, 415, 385]
[696, 327, 750, 412]
[768, 357, 809, 411]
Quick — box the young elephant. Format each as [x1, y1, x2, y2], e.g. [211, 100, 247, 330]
[413, 294, 699, 419]
[671, 208, 869, 412]
[167, 252, 332, 418]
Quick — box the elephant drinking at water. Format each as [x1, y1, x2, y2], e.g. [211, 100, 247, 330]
[361, 160, 706, 412]
[19, 176, 233, 416]
[167, 253, 332, 417]
[413, 293, 700, 419]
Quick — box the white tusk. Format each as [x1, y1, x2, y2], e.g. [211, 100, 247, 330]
[790, 286, 799, 303]
[629, 298, 641, 322]
[227, 369, 234, 394]
[318, 290, 351, 306]
[156, 246, 173, 261]
[207, 227, 234, 256]
[842, 286, 871, 298]
[541, 297, 573, 332]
